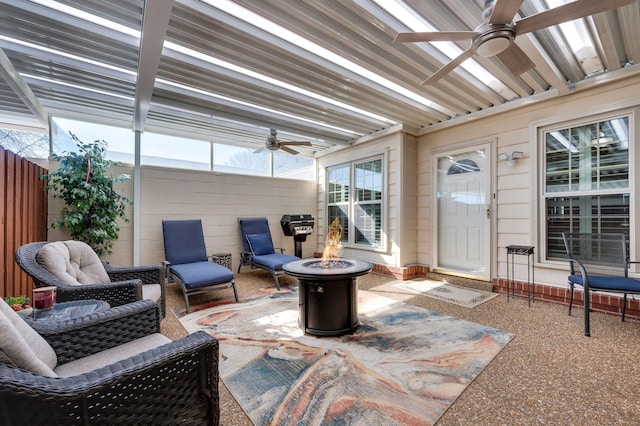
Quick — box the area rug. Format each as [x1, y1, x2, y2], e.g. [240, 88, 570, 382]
[172, 285, 289, 317]
[391, 279, 499, 308]
[178, 288, 513, 426]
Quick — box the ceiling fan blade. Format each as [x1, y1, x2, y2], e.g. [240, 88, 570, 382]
[394, 31, 476, 43]
[516, 0, 635, 36]
[279, 146, 299, 155]
[422, 48, 475, 86]
[489, 0, 525, 24]
[253, 147, 265, 154]
[496, 43, 536, 75]
[280, 141, 312, 146]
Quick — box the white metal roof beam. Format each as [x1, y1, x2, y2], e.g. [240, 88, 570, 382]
[0, 48, 47, 127]
[134, 0, 174, 131]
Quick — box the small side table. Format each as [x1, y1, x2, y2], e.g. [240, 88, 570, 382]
[506, 245, 535, 306]
[210, 253, 232, 269]
[18, 300, 110, 322]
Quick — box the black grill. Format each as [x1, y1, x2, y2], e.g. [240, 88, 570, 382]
[280, 214, 314, 258]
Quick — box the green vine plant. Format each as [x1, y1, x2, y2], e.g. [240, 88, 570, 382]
[43, 133, 132, 258]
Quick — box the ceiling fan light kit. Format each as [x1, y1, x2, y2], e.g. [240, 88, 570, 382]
[473, 24, 515, 57]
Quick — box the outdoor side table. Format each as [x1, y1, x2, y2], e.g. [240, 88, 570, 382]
[506, 245, 535, 306]
[211, 253, 232, 269]
[18, 299, 110, 322]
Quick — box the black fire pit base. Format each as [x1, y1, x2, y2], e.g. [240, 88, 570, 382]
[283, 258, 372, 337]
[298, 277, 358, 336]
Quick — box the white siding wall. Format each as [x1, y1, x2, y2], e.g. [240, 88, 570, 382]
[316, 127, 416, 268]
[139, 167, 317, 268]
[417, 77, 640, 286]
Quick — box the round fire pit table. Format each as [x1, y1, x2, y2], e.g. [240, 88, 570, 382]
[283, 258, 372, 336]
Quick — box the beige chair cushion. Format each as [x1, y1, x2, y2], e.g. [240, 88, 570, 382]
[54, 333, 171, 377]
[142, 283, 162, 303]
[37, 240, 110, 285]
[0, 300, 58, 377]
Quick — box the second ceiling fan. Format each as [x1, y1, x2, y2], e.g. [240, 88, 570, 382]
[394, 0, 635, 86]
[255, 129, 312, 155]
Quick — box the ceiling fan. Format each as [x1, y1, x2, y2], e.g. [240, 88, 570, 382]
[394, 0, 635, 86]
[255, 129, 312, 155]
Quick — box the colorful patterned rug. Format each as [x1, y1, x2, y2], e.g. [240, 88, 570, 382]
[391, 279, 499, 308]
[177, 287, 513, 426]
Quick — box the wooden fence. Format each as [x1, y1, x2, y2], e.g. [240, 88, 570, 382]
[1, 146, 48, 299]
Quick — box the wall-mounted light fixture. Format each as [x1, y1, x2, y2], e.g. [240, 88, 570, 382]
[497, 151, 524, 166]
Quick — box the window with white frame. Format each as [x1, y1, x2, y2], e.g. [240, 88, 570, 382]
[326, 156, 384, 249]
[542, 114, 631, 260]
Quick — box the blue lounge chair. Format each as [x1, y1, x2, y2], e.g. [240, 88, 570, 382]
[238, 217, 299, 289]
[163, 219, 238, 313]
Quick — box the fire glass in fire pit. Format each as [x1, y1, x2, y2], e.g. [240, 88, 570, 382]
[283, 258, 372, 336]
[305, 259, 353, 269]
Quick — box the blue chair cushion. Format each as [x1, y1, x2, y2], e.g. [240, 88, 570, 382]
[252, 253, 299, 271]
[247, 233, 275, 256]
[162, 220, 208, 265]
[170, 261, 234, 290]
[568, 274, 640, 292]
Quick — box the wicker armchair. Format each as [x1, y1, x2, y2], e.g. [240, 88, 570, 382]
[15, 241, 166, 318]
[0, 299, 219, 425]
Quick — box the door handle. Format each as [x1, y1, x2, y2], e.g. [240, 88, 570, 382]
[486, 205, 491, 219]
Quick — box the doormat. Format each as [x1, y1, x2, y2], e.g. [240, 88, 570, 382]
[178, 288, 513, 425]
[391, 279, 499, 308]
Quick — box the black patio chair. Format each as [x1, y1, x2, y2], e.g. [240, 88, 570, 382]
[238, 217, 299, 289]
[562, 232, 640, 336]
[162, 219, 238, 313]
[0, 298, 219, 425]
[15, 240, 166, 318]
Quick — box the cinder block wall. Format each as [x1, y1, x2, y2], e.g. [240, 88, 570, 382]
[138, 166, 318, 270]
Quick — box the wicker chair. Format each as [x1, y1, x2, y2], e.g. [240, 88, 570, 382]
[15, 241, 166, 318]
[0, 299, 219, 425]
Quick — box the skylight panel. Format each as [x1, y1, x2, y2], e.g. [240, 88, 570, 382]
[205, 0, 442, 110]
[0, 36, 134, 76]
[30, 0, 139, 37]
[18, 0, 393, 133]
[163, 41, 394, 124]
[157, 78, 362, 136]
[23, 73, 133, 100]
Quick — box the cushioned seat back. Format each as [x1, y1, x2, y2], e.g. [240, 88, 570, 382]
[37, 241, 111, 285]
[162, 219, 208, 265]
[0, 300, 58, 377]
[238, 217, 272, 254]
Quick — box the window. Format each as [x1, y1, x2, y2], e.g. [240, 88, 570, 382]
[50, 117, 315, 180]
[0, 127, 48, 158]
[542, 115, 631, 259]
[142, 132, 210, 170]
[326, 156, 384, 249]
[52, 118, 134, 162]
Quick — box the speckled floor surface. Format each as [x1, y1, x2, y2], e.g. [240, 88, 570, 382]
[160, 270, 640, 425]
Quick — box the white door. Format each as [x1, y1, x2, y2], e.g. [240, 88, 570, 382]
[435, 145, 491, 279]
